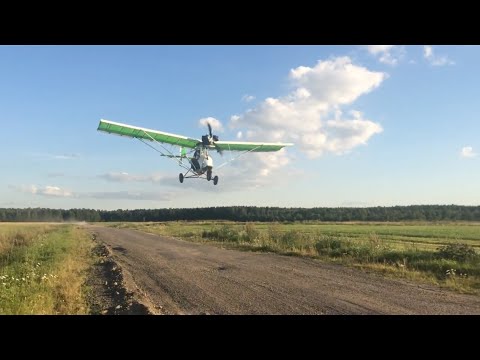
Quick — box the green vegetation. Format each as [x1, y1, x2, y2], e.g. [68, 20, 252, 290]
[0, 224, 93, 314]
[107, 221, 480, 294]
[2, 205, 480, 222]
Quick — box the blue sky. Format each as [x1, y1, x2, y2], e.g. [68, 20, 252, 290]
[1, 45, 479, 210]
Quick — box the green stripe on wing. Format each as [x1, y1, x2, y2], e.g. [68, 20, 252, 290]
[97, 119, 200, 149]
[213, 141, 294, 152]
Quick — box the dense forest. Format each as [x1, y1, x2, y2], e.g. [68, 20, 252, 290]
[1, 205, 480, 222]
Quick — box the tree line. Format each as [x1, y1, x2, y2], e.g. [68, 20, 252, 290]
[1, 205, 480, 222]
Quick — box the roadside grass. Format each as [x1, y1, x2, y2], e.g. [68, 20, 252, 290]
[0, 224, 93, 314]
[104, 221, 480, 294]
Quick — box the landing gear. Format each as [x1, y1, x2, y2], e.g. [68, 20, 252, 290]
[179, 170, 218, 185]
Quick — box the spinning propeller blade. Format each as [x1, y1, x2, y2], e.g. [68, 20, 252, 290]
[207, 122, 223, 156]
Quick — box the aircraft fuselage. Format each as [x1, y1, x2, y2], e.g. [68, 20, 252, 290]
[191, 145, 213, 175]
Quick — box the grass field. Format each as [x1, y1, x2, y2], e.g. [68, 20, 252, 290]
[0, 223, 93, 314]
[105, 221, 480, 294]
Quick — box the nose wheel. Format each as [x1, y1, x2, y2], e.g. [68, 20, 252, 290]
[179, 173, 184, 183]
[213, 175, 218, 185]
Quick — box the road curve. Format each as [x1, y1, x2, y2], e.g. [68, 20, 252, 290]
[88, 225, 480, 315]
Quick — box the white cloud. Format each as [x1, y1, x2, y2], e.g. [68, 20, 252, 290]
[42, 186, 73, 197]
[365, 45, 403, 65]
[423, 46, 454, 66]
[9, 183, 174, 201]
[222, 56, 385, 189]
[230, 57, 385, 158]
[423, 45, 433, 58]
[12, 184, 73, 197]
[198, 117, 224, 133]
[99, 171, 165, 183]
[461, 146, 477, 158]
[241, 94, 255, 102]
[366, 45, 395, 55]
[212, 149, 296, 192]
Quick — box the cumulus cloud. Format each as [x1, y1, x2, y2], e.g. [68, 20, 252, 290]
[461, 146, 477, 158]
[209, 149, 298, 192]
[365, 45, 403, 65]
[198, 117, 224, 132]
[12, 184, 73, 197]
[210, 56, 386, 190]
[241, 94, 255, 102]
[179, 57, 386, 192]
[10, 183, 173, 201]
[42, 186, 73, 197]
[424, 46, 454, 66]
[424, 45, 433, 58]
[99, 172, 165, 183]
[366, 45, 395, 55]
[230, 56, 385, 159]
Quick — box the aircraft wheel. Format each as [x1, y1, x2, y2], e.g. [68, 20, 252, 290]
[179, 173, 184, 183]
[213, 176, 218, 185]
[207, 169, 212, 181]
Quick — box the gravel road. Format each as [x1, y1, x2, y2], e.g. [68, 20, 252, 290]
[88, 225, 480, 315]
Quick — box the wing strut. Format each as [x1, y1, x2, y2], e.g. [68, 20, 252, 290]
[215, 145, 263, 171]
[137, 130, 192, 171]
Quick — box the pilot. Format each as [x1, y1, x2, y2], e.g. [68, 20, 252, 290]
[192, 149, 200, 170]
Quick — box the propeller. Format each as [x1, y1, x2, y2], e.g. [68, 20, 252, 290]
[208, 123, 213, 138]
[207, 122, 223, 155]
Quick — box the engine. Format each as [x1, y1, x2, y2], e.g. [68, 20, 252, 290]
[201, 135, 210, 146]
[201, 134, 220, 145]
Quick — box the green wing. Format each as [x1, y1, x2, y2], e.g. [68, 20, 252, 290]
[213, 141, 294, 152]
[97, 119, 200, 149]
